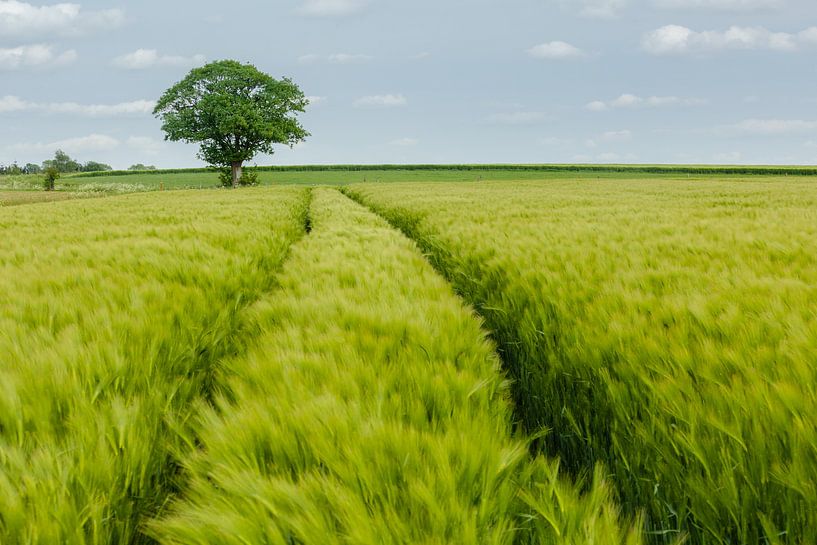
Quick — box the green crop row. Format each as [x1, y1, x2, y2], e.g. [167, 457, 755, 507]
[0, 188, 310, 543]
[149, 189, 642, 545]
[345, 180, 817, 544]
[68, 163, 817, 179]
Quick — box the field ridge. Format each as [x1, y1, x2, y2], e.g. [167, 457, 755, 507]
[149, 188, 642, 544]
[343, 180, 817, 544]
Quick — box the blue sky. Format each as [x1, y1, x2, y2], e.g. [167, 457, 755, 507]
[1, 0, 817, 168]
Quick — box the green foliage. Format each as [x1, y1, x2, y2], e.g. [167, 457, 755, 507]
[43, 149, 81, 173]
[0, 188, 310, 542]
[0, 162, 23, 175]
[128, 163, 157, 171]
[150, 188, 641, 544]
[42, 166, 60, 190]
[81, 160, 113, 172]
[347, 180, 817, 544]
[25, 152, 111, 175]
[216, 165, 260, 187]
[153, 60, 309, 180]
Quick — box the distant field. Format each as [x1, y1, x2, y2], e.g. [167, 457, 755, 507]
[64, 165, 817, 190]
[0, 190, 79, 206]
[64, 168, 676, 190]
[3, 165, 816, 196]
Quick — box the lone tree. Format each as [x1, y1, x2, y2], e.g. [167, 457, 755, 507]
[153, 60, 309, 188]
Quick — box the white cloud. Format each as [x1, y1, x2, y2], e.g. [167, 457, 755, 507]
[0, 44, 76, 69]
[727, 119, 817, 135]
[297, 53, 321, 64]
[611, 94, 643, 108]
[389, 137, 418, 147]
[0, 1, 123, 38]
[306, 96, 327, 106]
[297, 0, 367, 16]
[47, 100, 155, 116]
[654, 0, 782, 9]
[126, 136, 162, 156]
[601, 129, 632, 142]
[561, 0, 628, 18]
[10, 133, 120, 154]
[643, 25, 817, 55]
[0, 95, 155, 116]
[799, 27, 817, 45]
[528, 41, 585, 60]
[299, 53, 372, 64]
[0, 95, 27, 112]
[328, 53, 372, 64]
[487, 111, 549, 125]
[586, 93, 707, 110]
[354, 94, 407, 108]
[113, 49, 206, 70]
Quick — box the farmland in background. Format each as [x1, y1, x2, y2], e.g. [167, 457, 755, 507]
[346, 179, 817, 544]
[4, 164, 817, 194]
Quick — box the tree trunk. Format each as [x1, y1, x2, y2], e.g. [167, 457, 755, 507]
[231, 161, 243, 189]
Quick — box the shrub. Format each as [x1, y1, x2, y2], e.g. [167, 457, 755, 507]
[217, 165, 260, 187]
[42, 167, 60, 191]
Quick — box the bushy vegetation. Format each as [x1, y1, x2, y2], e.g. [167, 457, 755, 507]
[0, 188, 310, 542]
[346, 180, 817, 544]
[216, 164, 260, 187]
[150, 188, 641, 544]
[1, 150, 113, 177]
[41, 150, 113, 173]
[42, 166, 60, 190]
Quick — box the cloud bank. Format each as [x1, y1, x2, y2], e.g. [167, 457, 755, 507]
[644, 25, 817, 55]
[113, 49, 206, 70]
[0, 1, 124, 38]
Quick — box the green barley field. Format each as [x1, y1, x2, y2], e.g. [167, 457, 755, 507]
[0, 167, 815, 544]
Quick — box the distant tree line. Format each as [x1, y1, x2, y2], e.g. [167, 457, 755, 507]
[0, 150, 156, 176]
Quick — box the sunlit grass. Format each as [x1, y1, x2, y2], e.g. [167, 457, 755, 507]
[149, 189, 642, 545]
[347, 179, 817, 544]
[0, 188, 309, 543]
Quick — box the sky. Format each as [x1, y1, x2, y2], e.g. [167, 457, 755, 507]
[2, 0, 817, 169]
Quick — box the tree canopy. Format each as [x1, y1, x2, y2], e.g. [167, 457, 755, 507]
[153, 60, 309, 187]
